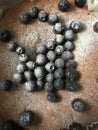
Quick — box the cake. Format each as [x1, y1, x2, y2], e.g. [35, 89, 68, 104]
[0, 0, 98, 130]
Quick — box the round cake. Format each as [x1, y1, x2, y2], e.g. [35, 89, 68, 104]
[0, 0, 98, 130]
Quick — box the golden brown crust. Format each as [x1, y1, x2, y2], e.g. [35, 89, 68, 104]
[0, 0, 98, 130]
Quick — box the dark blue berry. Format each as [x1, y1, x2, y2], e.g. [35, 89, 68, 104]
[34, 67, 46, 80]
[55, 45, 64, 55]
[16, 46, 25, 55]
[54, 68, 64, 79]
[55, 58, 65, 68]
[61, 51, 74, 61]
[69, 122, 83, 130]
[54, 79, 65, 90]
[19, 13, 30, 24]
[46, 40, 56, 50]
[29, 6, 39, 18]
[19, 54, 29, 63]
[65, 30, 75, 41]
[65, 80, 77, 91]
[45, 62, 55, 73]
[24, 71, 34, 81]
[70, 21, 82, 33]
[53, 23, 65, 34]
[93, 21, 98, 33]
[36, 80, 44, 91]
[47, 92, 57, 103]
[26, 61, 35, 70]
[7, 41, 18, 52]
[38, 10, 48, 22]
[46, 73, 54, 82]
[23, 80, 36, 92]
[0, 28, 11, 42]
[47, 51, 56, 61]
[2, 120, 24, 130]
[36, 44, 47, 54]
[58, 0, 70, 12]
[75, 0, 86, 8]
[16, 63, 27, 73]
[72, 99, 86, 112]
[66, 60, 77, 68]
[65, 68, 78, 81]
[0, 80, 12, 91]
[2, 120, 16, 130]
[45, 82, 54, 93]
[36, 54, 47, 65]
[48, 13, 59, 25]
[18, 110, 33, 127]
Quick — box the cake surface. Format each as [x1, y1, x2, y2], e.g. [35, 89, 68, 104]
[0, 0, 98, 130]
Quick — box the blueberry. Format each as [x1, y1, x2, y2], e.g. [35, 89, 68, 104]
[65, 30, 75, 41]
[19, 54, 29, 63]
[46, 73, 54, 82]
[61, 51, 74, 61]
[23, 80, 36, 92]
[47, 92, 57, 103]
[58, 0, 70, 12]
[2, 120, 24, 130]
[69, 122, 83, 130]
[54, 68, 64, 79]
[55, 58, 65, 68]
[36, 54, 47, 65]
[18, 110, 33, 127]
[16, 46, 25, 55]
[93, 21, 98, 33]
[38, 10, 48, 22]
[34, 67, 46, 80]
[0, 80, 12, 91]
[65, 68, 78, 81]
[48, 13, 59, 25]
[45, 62, 55, 73]
[13, 73, 24, 83]
[7, 41, 18, 52]
[0, 28, 11, 42]
[75, 0, 86, 8]
[65, 80, 77, 91]
[54, 79, 65, 90]
[55, 45, 64, 55]
[16, 63, 26, 73]
[64, 41, 75, 51]
[46, 40, 56, 50]
[36, 80, 44, 91]
[2, 120, 16, 130]
[45, 82, 54, 93]
[72, 99, 86, 112]
[70, 21, 82, 33]
[46, 51, 56, 61]
[66, 60, 77, 68]
[24, 71, 34, 81]
[26, 61, 35, 70]
[29, 6, 39, 18]
[36, 44, 47, 54]
[55, 34, 65, 45]
[53, 23, 65, 34]
[19, 13, 30, 24]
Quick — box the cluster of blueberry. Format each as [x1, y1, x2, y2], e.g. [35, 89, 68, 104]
[0, 5, 87, 130]
[5, 6, 83, 103]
